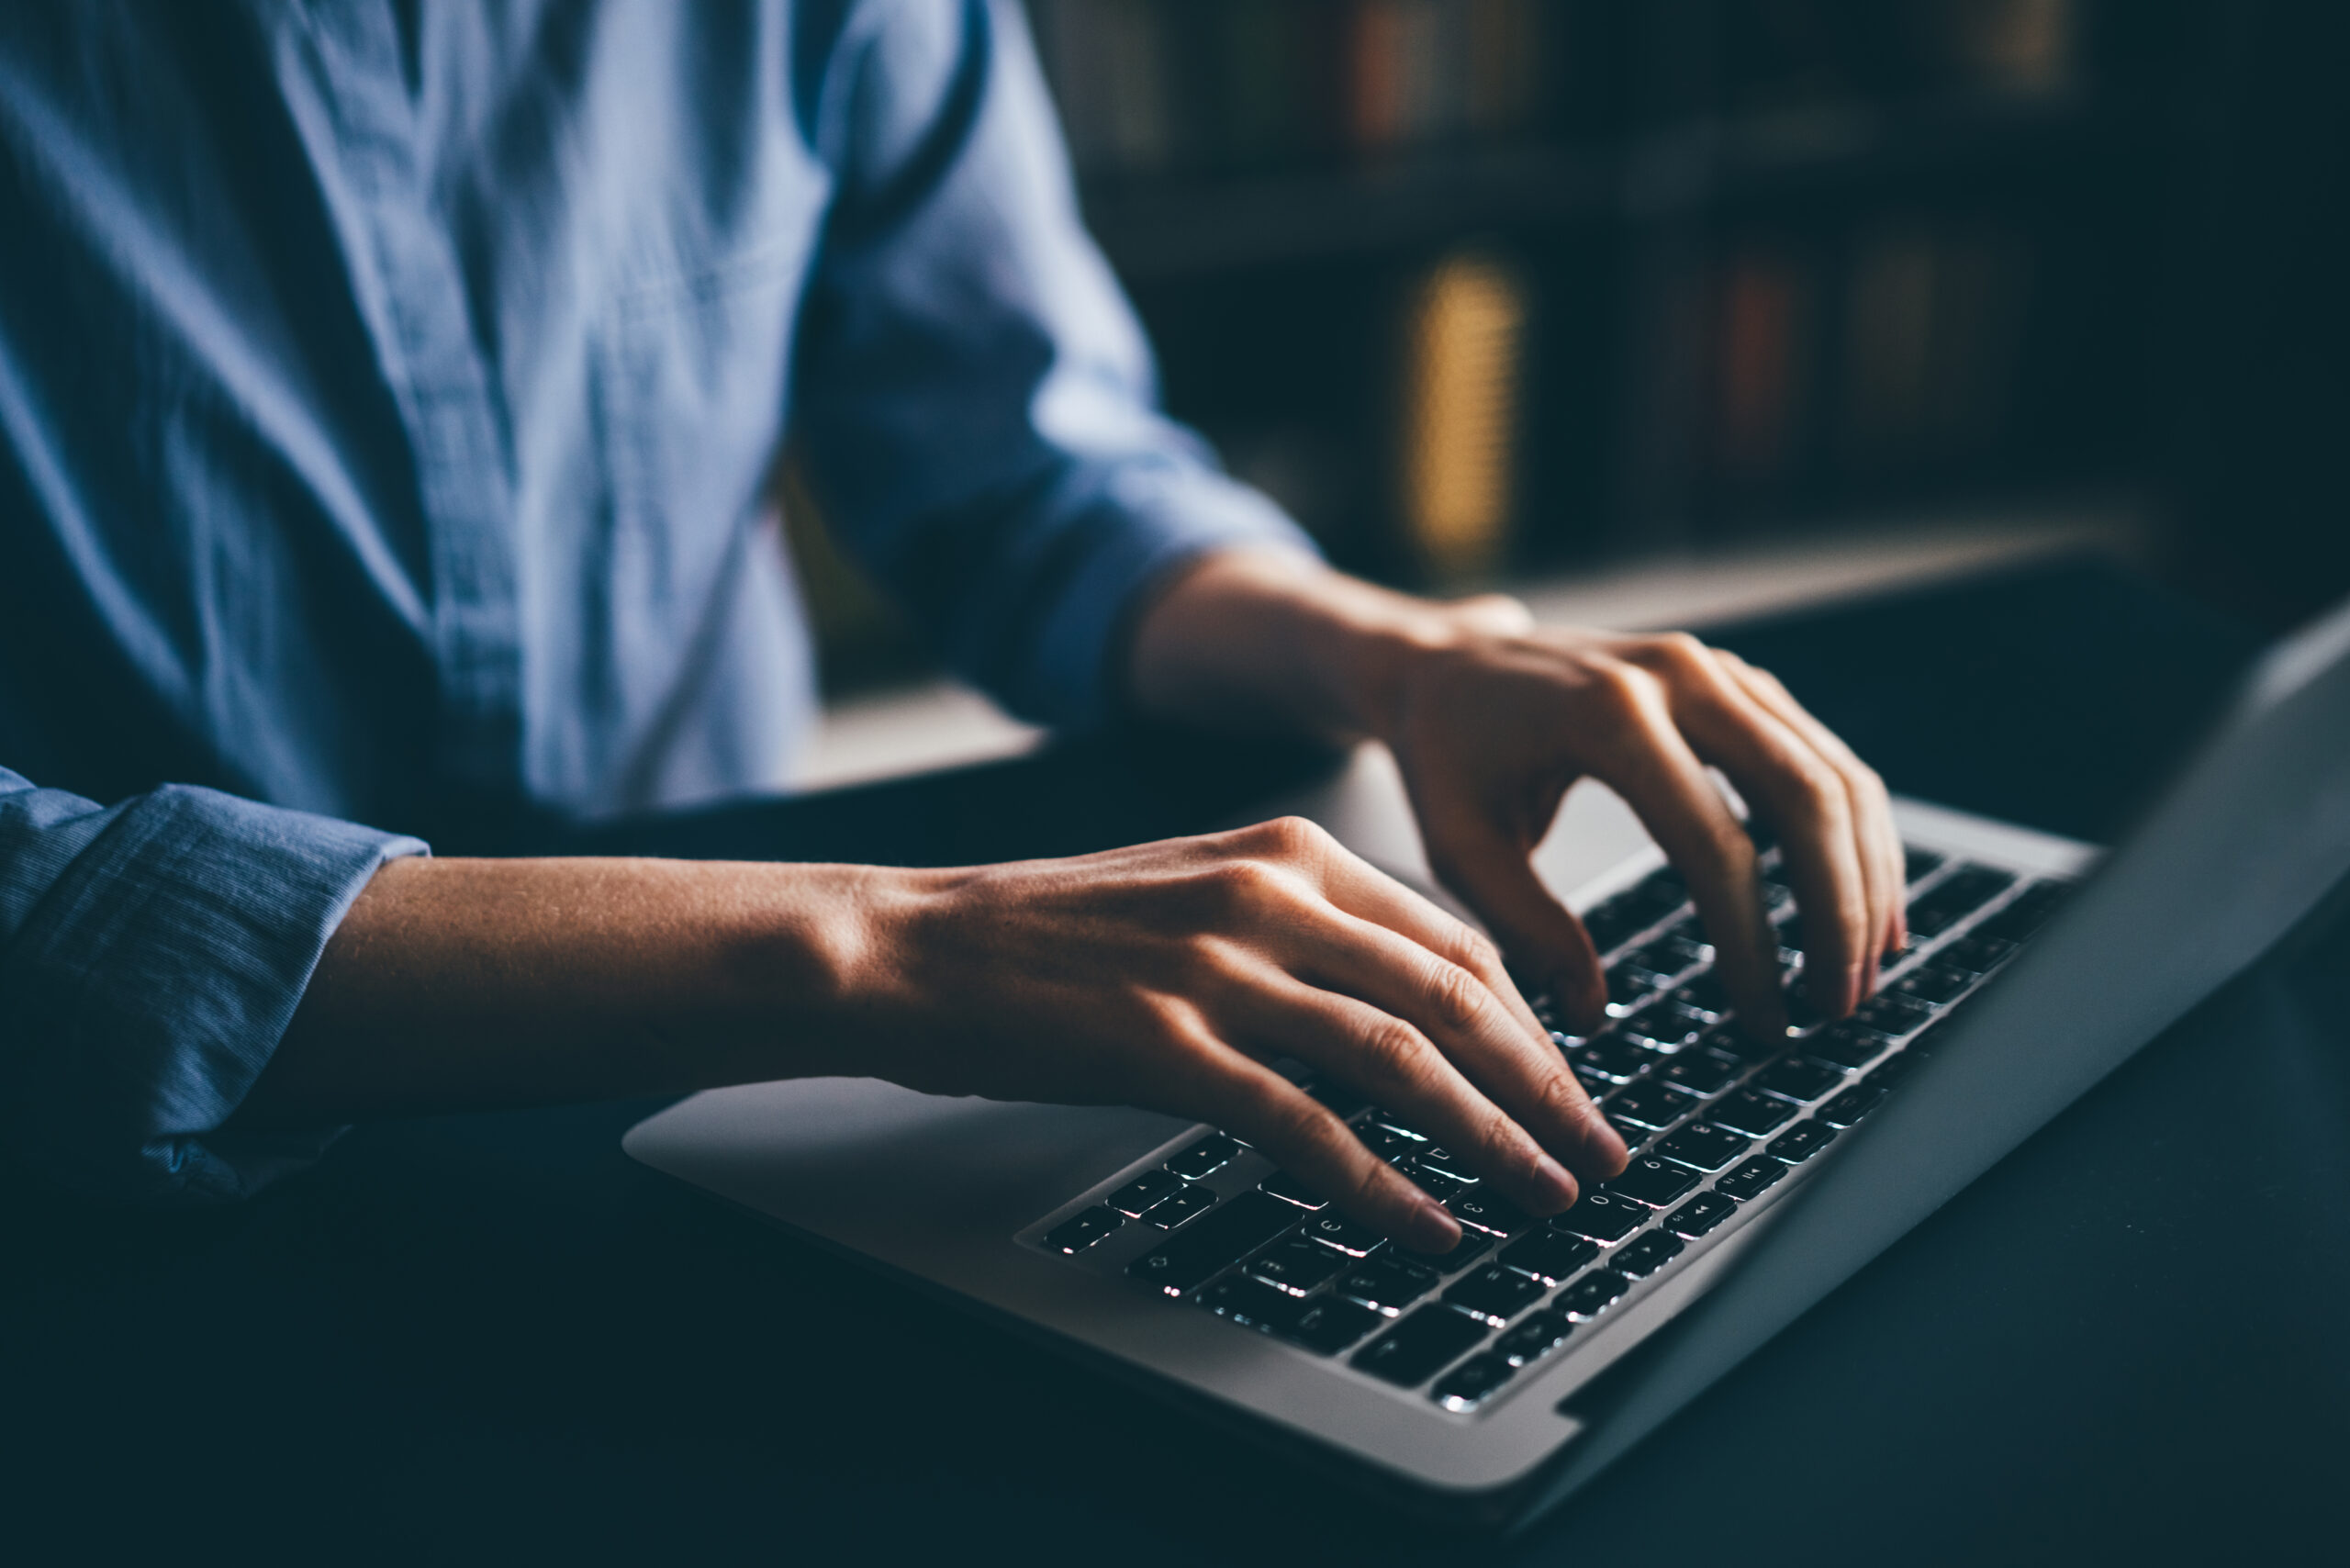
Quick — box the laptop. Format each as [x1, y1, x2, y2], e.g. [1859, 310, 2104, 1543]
[623, 593, 2350, 1530]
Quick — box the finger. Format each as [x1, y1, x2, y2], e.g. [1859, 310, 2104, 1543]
[1640, 655, 1873, 1018]
[1248, 908, 1627, 1185]
[1222, 967, 1596, 1215]
[1176, 1046, 1461, 1251]
[1719, 654, 1908, 963]
[1408, 787, 1610, 1034]
[1307, 843, 1556, 1052]
[1578, 660, 1789, 1038]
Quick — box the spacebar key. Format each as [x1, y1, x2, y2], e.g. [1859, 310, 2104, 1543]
[1129, 1193, 1298, 1296]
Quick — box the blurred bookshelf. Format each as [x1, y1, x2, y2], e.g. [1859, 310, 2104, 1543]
[792, 0, 2344, 701]
[1029, 0, 2163, 587]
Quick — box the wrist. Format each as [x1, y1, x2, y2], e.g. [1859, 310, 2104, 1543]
[1307, 580, 1534, 747]
[1128, 546, 1530, 744]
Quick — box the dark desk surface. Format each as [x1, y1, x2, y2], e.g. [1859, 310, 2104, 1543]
[8, 560, 2347, 1565]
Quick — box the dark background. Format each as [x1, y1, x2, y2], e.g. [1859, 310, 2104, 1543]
[801, 0, 2348, 688]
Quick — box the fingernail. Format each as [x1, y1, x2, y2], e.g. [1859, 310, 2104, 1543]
[1532, 1152, 1579, 1212]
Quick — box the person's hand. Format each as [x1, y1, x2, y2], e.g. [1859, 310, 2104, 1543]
[1378, 608, 1907, 1039]
[851, 817, 1631, 1253]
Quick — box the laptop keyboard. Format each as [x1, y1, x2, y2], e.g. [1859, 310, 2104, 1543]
[1025, 844, 2069, 1416]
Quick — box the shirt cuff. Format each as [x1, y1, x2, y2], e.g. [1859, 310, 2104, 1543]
[1, 784, 426, 1204]
[1017, 465, 1321, 727]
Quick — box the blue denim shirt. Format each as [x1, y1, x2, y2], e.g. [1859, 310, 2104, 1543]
[0, 1, 1309, 1202]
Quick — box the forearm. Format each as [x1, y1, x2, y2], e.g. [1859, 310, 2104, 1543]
[234, 855, 909, 1129]
[1125, 548, 1531, 743]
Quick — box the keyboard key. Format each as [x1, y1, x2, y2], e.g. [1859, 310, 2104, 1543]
[1903, 846, 1946, 883]
[1446, 1190, 1534, 1238]
[1043, 1206, 1125, 1254]
[1606, 963, 1673, 1010]
[1614, 1230, 1685, 1278]
[1667, 1191, 1738, 1238]
[1818, 1081, 1890, 1126]
[1656, 1122, 1751, 1171]
[1284, 1294, 1383, 1355]
[1580, 896, 1650, 954]
[1432, 1351, 1519, 1412]
[1852, 992, 1938, 1036]
[1410, 1164, 1474, 1201]
[1975, 880, 2066, 941]
[1364, 1108, 1430, 1141]
[1553, 1190, 1649, 1242]
[1494, 1308, 1575, 1367]
[1618, 1004, 1710, 1052]
[1711, 1089, 1799, 1137]
[1631, 935, 1711, 976]
[1559, 1270, 1631, 1320]
[1127, 1192, 1297, 1296]
[1352, 1305, 1490, 1387]
[1141, 1186, 1217, 1228]
[1573, 1037, 1659, 1084]
[1658, 1049, 1741, 1096]
[1337, 1255, 1439, 1315]
[1937, 932, 2018, 977]
[1768, 1120, 1837, 1163]
[1412, 1144, 1471, 1177]
[1197, 1274, 1308, 1333]
[1499, 1229, 1600, 1284]
[1104, 1169, 1184, 1215]
[1907, 866, 2016, 936]
[1673, 970, 1731, 1015]
[1716, 1156, 1789, 1201]
[1444, 1263, 1548, 1326]
[1248, 1237, 1348, 1296]
[1259, 1170, 1328, 1210]
[1805, 1023, 1894, 1070]
[1608, 1081, 1689, 1130]
[1893, 965, 1974, 1005]
[1165, 1135, 1241, 1181]
[1867, 1049, 1922, 1089]
[1398, 1230, 1494, 1274]
[1356, 1125, 1424, 1163]
[1752, 1058, 1844, 1104]
[1298, 1211, 1386, 1257]
[1705, 1025, 1790, 1066]
[1604, 1156, 1703, 1208]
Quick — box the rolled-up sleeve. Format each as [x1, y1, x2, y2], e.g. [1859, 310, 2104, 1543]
[793, 0, 1317, 727]
[0, 767, 426, 1204]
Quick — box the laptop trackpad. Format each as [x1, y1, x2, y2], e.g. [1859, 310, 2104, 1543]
[625, 1078, 1192, 1260]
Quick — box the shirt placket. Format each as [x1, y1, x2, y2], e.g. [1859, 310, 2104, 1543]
[293, 5, 523, 820]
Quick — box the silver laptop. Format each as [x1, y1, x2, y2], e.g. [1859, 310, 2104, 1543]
[624, 594, 2350, 1529]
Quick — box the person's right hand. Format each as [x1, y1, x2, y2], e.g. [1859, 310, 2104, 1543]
[848, 816, 1631, 1253]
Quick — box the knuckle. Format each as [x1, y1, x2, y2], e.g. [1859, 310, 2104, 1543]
[1533, 1060, 1591, 1126]
[1586, 660, 1662, 723]
[1420, 958, 1488, 1033]
[1351, 1012, 1433, 1082]
[1645, 631, 1715, 678]
[1250, 814, 1327, 862]
[1203, 857, 1283, 913]
[1455, 924, 1506, 979]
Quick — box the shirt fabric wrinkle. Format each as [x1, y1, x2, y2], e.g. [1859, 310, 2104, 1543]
[0, 0, 1314, 1202]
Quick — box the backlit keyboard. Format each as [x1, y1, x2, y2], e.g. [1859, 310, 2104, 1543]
[1024, 845, 2068, 1416]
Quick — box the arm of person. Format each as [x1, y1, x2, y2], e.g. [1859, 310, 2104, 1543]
[1125, 550, 1910, 1035]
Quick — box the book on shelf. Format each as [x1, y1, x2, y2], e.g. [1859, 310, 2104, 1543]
[1030, 0, 1564, 182]
[1397, 247, 1528, 580]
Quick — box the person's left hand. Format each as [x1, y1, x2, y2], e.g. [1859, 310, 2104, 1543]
[1375, 599, 1908, 1039]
